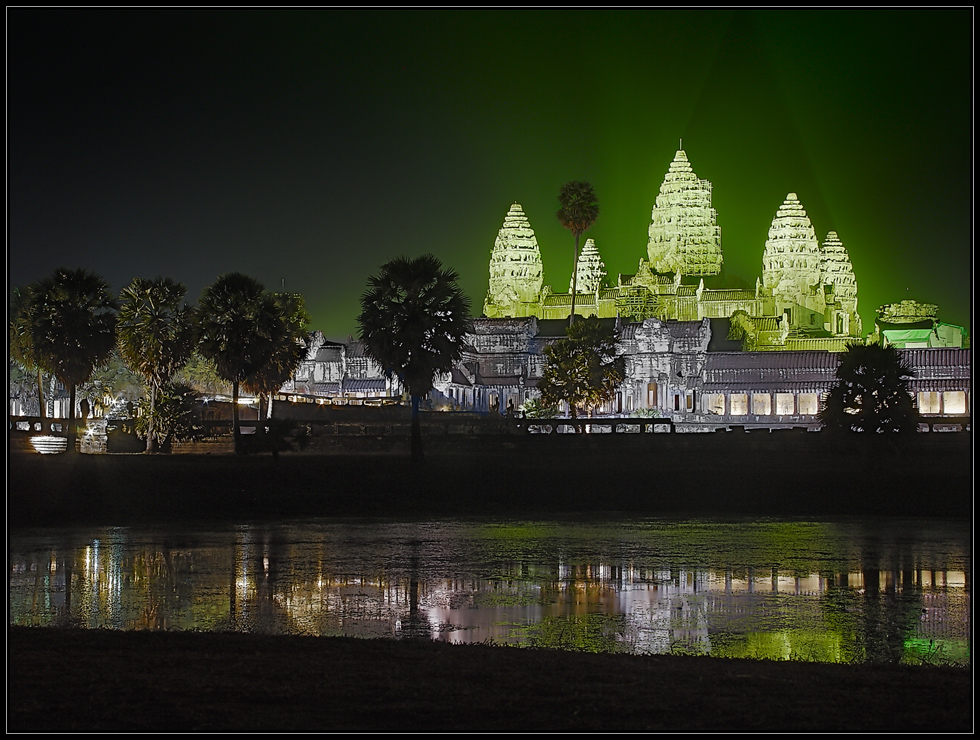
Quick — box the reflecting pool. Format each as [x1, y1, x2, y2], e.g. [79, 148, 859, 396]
[8, 516, 970, 665]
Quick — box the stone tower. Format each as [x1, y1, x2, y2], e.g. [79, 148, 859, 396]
[820, 231, 862, 336]
[762, 193, 824, 326]
[647, 149, 723, 276]
[569, 238, 607, 294]
[484, 203, 544, 318]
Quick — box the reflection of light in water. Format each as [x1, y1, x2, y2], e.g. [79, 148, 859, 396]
[8, 519, 971, 664]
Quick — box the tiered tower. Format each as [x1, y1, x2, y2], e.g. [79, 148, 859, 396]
[820, 231, 861, 336]
[646, 149, 723, 276]
[484, 203, 544, 318]
[569, 238, 607, 294]
[762, 193, 824, 325]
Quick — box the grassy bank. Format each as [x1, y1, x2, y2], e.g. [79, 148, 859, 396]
[7, 433, 973, 527]
[7, 627, 972, 733]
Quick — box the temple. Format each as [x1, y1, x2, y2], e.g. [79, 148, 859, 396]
[279, 146, 970, 429]
[482, 150, 868, 350]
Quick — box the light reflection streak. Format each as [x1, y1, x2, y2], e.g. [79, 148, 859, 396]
[8, 519, 971, 665]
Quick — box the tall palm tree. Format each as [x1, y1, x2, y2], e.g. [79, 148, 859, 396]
[117, 277, 195, 452]
[357, 254, 473, 463]
[241, 292, 311, 421]
[196, 273, 279, 454]
[9, 286, 47, 421]
[557, 181, 599, 326]
[26, 268, 118, 452]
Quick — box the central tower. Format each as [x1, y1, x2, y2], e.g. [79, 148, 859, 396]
[646, 149, 723, 276]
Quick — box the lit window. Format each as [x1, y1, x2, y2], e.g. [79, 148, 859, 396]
[730, 394, 748, 416]
[752, 394, 771, 415]
[775, 393, 795, 415]
[647, 383, 658, 408]
[943, 391, 967, 414]
[918, 391, 942, 414]
[798, 393, 819, 415]
[705, 394, 725, 415]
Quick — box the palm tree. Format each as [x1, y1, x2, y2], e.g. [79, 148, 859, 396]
[357, 254, 473, 463]
[538, 316, 625, 425]
[820, 342, 918, 434]
[117, 277, 195, 452]
[9, 286, 47, 421]
[196, 273, 279, 455]
[26, 268, 118, 452]
[557, 181, 599, 326]
[241, 292, 310, 421]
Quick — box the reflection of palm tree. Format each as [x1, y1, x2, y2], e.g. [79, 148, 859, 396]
[197, 273, 279, 454]
[26, 269, 118, 452]
[117, 277, 194, 452]
[357, 255, 472, 462]
[557, 182, 599, 326]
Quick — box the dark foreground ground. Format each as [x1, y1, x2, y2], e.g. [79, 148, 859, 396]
[7, 627, 973, 733]
[8, 436, 973, 732]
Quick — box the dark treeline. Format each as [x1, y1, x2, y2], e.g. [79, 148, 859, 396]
[10, 268, 310, 454]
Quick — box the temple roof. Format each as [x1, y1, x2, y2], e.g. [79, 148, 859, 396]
[703, 351, 839, 391]
[700, 289, 756, 302]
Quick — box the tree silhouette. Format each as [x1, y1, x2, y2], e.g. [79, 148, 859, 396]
[242, 292, 310, 421]
[25, 268, 118, 452]
[117, 277, 195, 452]
[820, 342, 918, 434]
[557, 181, 599, 326]
[133, 381, 206, 453]
[9, 286, 48, 421]
[196, 273, 280, 454]
[357, 255, 473, 462]
[539, 316, 625, 424]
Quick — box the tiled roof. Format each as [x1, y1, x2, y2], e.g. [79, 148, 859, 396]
[314, 346, 343, 363]
[700, 289, 755, 302]
[753, 317, 783, 332]
[343, 378, 387, 392]
[542, 293, 597, 307]
[471, 317, 536, 334]
[900, 348, 971, 375]
[703, 351, 839, 391]
[667, 320, 707, 338]
[785, 337, 855, 352]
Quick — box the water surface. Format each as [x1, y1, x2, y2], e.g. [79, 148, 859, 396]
[9, 516, 970, 665]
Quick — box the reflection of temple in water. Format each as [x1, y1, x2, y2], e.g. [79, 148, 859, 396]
[8, 526, 970, 665]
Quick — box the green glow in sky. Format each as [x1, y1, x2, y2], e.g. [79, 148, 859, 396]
[8, 10, 971, 339]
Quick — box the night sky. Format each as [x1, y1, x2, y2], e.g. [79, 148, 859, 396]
[8, 9, 972, 341]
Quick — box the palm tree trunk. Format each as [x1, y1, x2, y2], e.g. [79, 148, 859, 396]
[411, 394, 424, 464]
[146, 382, 157, 453]
[569, 232, 581, 326]
[36, 368, 46, 423]
[67, 383, 78, 454]
[233, 380, 241, 455]
[48, 374, 57, 428]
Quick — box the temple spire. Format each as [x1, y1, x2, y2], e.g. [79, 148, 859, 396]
[646, 149, 722, 276]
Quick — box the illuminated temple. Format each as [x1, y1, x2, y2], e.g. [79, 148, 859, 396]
[281, 148, 970, 428]
[485, 149, 863, 348]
